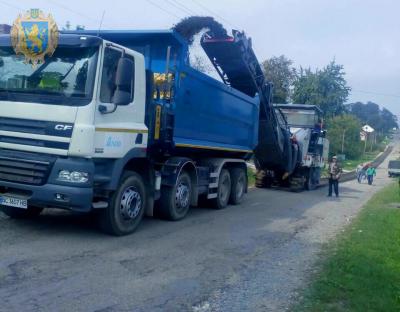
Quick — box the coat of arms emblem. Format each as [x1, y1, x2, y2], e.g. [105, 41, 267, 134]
[11, 9, 59, 67]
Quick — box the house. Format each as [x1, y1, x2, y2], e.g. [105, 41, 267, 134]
[360, 124, 375, 142]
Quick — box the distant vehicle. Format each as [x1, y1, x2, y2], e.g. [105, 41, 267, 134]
[388, 160, 400, 177]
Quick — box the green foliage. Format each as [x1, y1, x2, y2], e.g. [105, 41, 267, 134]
[261, 55, 296, 104]
[247, 167, 256, 187]
[292, 61, 351, 118]
[326, 114, 363, 159]
[348, 101, 398, 135]
[294, 183, 400, 312]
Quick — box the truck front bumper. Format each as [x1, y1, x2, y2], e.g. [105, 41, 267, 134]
[0, 157, 95, 212]
[0, 180, 93, 212]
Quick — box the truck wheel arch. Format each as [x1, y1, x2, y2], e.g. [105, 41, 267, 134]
[161, 157, 198, 206]
[105, 148, 148, 191]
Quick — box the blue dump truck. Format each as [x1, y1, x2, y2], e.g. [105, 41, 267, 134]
[0, 27, 326, 235]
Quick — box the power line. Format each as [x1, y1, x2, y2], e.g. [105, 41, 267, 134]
[167, 0, 198, 15]
[144, 0, 181, 19]
[47, 0, 99, 23]
[352, 90, 400, 99]
[0, 0, 24, 12]
[188, 0, 236, 29]
[163, 0, 193, 17]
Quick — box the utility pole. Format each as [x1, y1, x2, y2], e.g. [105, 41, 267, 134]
[341, 129, 347, 154]
[363, 132, 368, 155]
[370, 131, 375, 152]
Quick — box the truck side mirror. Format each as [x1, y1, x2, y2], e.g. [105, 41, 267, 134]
[113, 57, 134, 106]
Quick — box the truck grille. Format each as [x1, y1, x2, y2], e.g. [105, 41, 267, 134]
[0, 117, 74, 138]
[0, 150, 55, 186]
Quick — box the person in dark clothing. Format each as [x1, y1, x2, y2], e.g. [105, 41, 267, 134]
[328, 156, 342, 197]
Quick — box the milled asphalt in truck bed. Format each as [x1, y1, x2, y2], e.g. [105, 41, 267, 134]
[0, 142, 397, 312]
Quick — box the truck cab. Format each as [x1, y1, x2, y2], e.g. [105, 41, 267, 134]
[0, 34, 152, 230]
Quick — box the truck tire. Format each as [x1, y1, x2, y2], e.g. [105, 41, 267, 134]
[211, 169, 231, 209]
[0, 206, 43, 219]
[158, 171, 192, 221]
[229, 167, 246, 205]
[99, 171, 146, 236]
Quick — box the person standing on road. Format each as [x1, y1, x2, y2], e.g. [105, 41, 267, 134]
[366, 166, 377, 185]
[357, 163, 363, 183]
[357, 163, 368, 183]
[328, 156, 342, 197]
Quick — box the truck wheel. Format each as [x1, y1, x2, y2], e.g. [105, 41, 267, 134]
[99, 171, 146, 236]
[212, 169, 231, 209]
[158, 171, 192, 221]
[229, 167, 246, 205]
[0, 206, 43, 219]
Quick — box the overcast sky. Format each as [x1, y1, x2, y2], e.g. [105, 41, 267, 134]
[1, 0, 399, 116]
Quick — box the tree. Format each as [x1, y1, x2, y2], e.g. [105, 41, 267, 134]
[380, 108, 398, 133]
[261, 55, 296, 104]
[326, 114, 363, 159]
[347, 101, 398, 135]
[292, 60, 351, 118]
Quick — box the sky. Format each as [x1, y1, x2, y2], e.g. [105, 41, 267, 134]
[0, 0, 399, 116]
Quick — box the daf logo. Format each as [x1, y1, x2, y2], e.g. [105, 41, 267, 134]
[55, 124, 73, 131]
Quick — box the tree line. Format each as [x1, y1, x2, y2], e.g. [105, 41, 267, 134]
[262, 56, 398, 159]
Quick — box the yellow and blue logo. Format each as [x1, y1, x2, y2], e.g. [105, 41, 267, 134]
[11, 9, 58, 67]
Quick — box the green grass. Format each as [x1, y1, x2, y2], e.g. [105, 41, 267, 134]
[294, 183, 400, 312]
[341, 151, 381, 171]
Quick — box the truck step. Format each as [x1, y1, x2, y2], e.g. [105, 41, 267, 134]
[92, 201, 108, 209]
[207, 193, 218, 199]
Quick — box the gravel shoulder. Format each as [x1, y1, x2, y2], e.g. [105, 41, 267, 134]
[0, 143, 397, 312]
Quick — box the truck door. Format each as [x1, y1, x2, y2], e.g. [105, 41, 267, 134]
[93, 42, 147, 159]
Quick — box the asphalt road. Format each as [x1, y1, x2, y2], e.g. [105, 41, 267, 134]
[0, 143, 398, 312]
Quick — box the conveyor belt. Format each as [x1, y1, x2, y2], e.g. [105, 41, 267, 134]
[201, 31, 297, 175]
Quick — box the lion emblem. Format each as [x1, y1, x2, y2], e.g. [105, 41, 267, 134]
[11, 9, 58, 67]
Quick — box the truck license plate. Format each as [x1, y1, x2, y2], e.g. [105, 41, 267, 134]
[0, 196, 27, 209]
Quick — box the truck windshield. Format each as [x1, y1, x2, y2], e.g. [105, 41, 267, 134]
[278, 108, 318, 128]
[0, 46, 98, 106]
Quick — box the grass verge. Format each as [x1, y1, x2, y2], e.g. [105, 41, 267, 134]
[294, 183, 400, 312]
[341, 151, 380, 171]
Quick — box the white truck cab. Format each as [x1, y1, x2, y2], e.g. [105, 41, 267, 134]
[0, 34, 152, 233]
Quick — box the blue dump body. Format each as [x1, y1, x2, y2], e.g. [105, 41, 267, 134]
[77, 30, 260, 155]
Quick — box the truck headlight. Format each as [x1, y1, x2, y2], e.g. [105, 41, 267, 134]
[58, 170, 89, 183]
